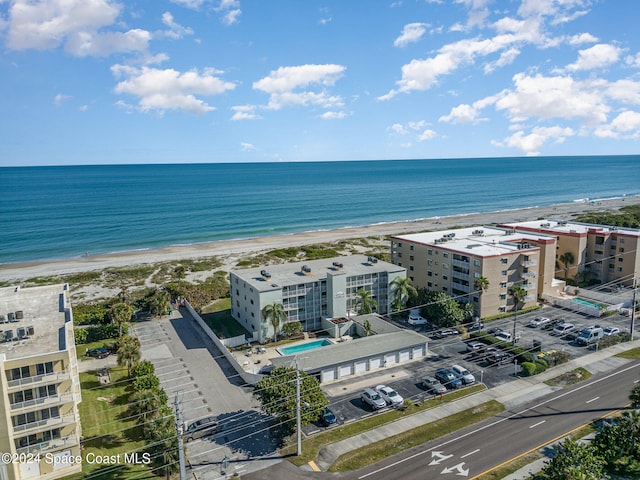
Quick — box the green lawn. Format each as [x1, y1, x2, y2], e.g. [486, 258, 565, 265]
[201, 300, 249, 338]
[616, 346, 640, 359]
[70, 367, 156, 480]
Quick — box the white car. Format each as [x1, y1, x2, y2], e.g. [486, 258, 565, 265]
[375, 385, 404, 407]
[408, 313, 428, 326]
[451, 364, 475, 385]
[603, 326, 619, 336]
[528, 317, 551, 328]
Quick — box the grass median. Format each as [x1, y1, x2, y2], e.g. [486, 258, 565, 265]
[329, 400, 504, 472]
[283, 384, 487, 467]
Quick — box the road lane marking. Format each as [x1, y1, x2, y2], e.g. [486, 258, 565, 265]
[441, 462, 469, 477]
[529, 420, 546, 429]
[429, 451, 454, 465]
[461, 449, 480, 459]
[585, 396, 600, 404]
[358, 363, 639, 480]
[308, 461, 321, 472]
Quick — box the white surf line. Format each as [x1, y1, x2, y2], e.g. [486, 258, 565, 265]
[461, 449, 480, 459]
[585, 396, 600, 404]
[529, 420, 546, 429]
[358, 362, 640, 480]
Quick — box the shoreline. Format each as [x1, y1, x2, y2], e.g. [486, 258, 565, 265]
[2, 196, 639, 283]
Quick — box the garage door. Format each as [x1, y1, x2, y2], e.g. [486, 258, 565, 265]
[412, 346, 425, 359]
[369, 357, 382, 369]
[339, 364, 353, 378]
[321, 368, 336, 382]
[399, 349, 410, 362]
[385, 353, 397, 365]
[354, 360, 367, 374]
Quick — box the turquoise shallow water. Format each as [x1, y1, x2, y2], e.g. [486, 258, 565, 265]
[1, 155, 639, 264]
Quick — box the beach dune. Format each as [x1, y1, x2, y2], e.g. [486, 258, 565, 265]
[1, 197, 638, 283]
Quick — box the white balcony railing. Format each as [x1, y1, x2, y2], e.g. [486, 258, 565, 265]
[10, 391, 74, 411]
[12, 413, 76, 434]
[7, 369, 71, 389]
[15, 434, 79, 456]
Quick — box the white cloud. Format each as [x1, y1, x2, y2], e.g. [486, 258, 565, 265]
[495, 125, 574, 155]
[394, 23, 429, 47]
[568, 32, 598, 45]
[214, 0, 241, 25]
[170, 0, 206, 9]
[439, 103, 481, 124]
[388, 120, 436, 141]
[231, 105, 261, 121]
[626, 53, 640, 68]
[5, 0, 150, 56]
[484, 47, 520, 73]
[253, 64, 346, 110]
[53, 93, 72, 106]
[111, 65, 236, 115]
[389, 123, 408, 135]
[605, 79, 640, 105]
[418, 129, 437, 141]
[566, 43, 621, 71]
[240, 142, 256, 151]
[594, 110, 640, 139]
[160, 12, 194, 40]
[321, 111, 346, 119]
[494, 73, 609, 125]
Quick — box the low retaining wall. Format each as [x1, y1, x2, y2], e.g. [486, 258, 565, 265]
[183, 301, 264, 385]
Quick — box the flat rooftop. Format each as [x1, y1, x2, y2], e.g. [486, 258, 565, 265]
[392, 226, 555, 257]
[499, 219, 640, 237]
[0, 284, 69, 360]
[231, 254, 405, 292]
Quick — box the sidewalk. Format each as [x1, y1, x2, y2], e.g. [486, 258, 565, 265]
[314, 340, 640, 472]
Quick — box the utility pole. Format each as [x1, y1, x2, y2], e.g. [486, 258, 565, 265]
[631, 274, 637, 341]
[296, 364, 302, 457]
[174, 392, 187, 480]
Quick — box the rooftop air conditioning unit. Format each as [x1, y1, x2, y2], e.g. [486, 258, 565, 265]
[541, 223, 551, 228]
[17, 327, 26, 339]
[4, 330, 13, 341]
[27, 326, 35, 336]
[260, 270, 271, 278]
[302, 265, 311, 273]
[7, 312, 15, 322]
[15, 310, 24, 320]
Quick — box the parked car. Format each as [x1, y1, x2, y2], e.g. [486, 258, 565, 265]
[375, 385, 404, 407]
[185, 416, 220, 441]
[576, 326, 604, 346]
[494, 331, 513, 342]
[466, 341, 485, 353]
[603, 326, 620, 336]
[487, 352, 514, 365]
[528, 317, 551, 328]
[408, 311, 428, 326]
[434, 328, 460, 339]
[435, 368, 463, 389]
[542, 318, 565, 330]
[421, 376, 447, 395]
[451, 364, 475, 384]
[361, 387, 387, 410]
[319, 407, 337, 426]
[552, 322, 575, 336]
[468, 321, 484, 332]
[86, 347, 111, 359]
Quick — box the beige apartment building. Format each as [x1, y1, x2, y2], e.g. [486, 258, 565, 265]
[499, 220, 640, 287]
[0, 284, 82, 480]
[391, 227, 559, 319]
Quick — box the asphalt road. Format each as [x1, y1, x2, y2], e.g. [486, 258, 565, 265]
[351, 359, 640, 480]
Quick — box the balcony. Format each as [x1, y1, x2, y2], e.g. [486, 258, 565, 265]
[452, 270, 470, 281]
[7, 369, 71, 390]
[521, 259, 537, 267]
[523, 283, 536, 291]
[16, 434, 79, 456]
[524, 295, 536, 302]
[10, 391, 74, 412]
[520, 272, 537, 279]
[12, 413, 77, 434]
[452, 259, 470, 268]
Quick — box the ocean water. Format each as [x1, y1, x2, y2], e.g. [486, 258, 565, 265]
[1, 156, 639, 264]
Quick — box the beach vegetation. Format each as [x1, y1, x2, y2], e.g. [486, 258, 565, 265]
[145, 288, 170, 316]
[73, 301, 112, 325]
[109, 301, 134, 336]
[572, 204, 640, 228]
[535, 437, 606, 480]
[262, 302, 287, 341]
[254, 365, 328, 433]
[354, 288, 378, 314]
[116, 335, 141, 377]
[74, 323, 124, 344]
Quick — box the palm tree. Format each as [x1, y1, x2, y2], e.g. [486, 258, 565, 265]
[559, 252, 576, 281]
[355, 288, 378, 314]
[117, 335, 141, 377]
[149, 289, 170, 316]
[509, 285, 526, 345]
[390, 276, 417, 312]
[474, 276, 490, 295]
[110, 302, 133, 337]
[262, 303, 287, 342]
[130, 388, 164, 421]
[363, 319, 372, 337]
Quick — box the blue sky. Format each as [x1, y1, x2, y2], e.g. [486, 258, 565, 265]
[1, 0, 639, 165]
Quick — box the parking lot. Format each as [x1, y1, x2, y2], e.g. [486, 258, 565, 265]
[312, 305, 633, 432]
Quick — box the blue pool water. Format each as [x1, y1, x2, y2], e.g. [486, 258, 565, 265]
[277, 339, 333, 356]
[571, 298, 602, 309]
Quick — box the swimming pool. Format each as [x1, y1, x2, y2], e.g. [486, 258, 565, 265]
[571, 298, 602, 309]
[277, 339, 332, 356]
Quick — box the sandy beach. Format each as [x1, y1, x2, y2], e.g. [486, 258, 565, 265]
[2, 197, 638, 284]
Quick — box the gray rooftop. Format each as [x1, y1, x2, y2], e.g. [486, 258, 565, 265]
[232, 254, 405, 292]
[269, 330, 427, 372]
[499, 219, 640, 237]
[393, 226, 555, 257]
[0, 284, 69, 360]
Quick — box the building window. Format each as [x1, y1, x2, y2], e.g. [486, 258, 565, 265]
[428, 249, 433, 255]
[442, 263, 449, 269]
[409, 266, 414, 271]
[427, 282, 433, 287]
[443, 287, 448, 292]
[427, 271, 432, 276]
[500, 282, 507, 288]
[428, 259, 433, 265]
[619, 248, 625, 253]
[499, 306, 506, 312]
[501, 270, 508, 276]
[501, 258, 508, 264]
[443, 275, 448, 280]
[499, 294, 507, 300]
[443, 252, 449, 258]
[620, 238, 625, 243]
[618, 257, 623, 262]
[474, 259, 481, 267]
[410, 255, 414, 261]
[618, 267, 623, 272]
[398, 252, 402, 258]
[11, 366, 31, 381]
[410, 245, 414, 251]
[410, 276, 414, 281]
[473, 296, 479, 303]
[36, 362, 54, 376]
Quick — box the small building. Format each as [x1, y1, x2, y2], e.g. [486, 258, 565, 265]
[230, 255, 406, 343]
[0, 284, 83, 480]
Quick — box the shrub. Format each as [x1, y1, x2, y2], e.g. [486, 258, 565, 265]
[535, 358, 548, 374]
[545, 350, 570, 367]
[74, 324, 125, 344]
[131, 360, 159, 391]
[522, 362, 537, 376]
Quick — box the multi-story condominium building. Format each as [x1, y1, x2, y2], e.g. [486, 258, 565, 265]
[391, 227, 559, 319]
[499, 220, 640, 287]
[230, 255, 406, 342]
[0, 284, 82, 480]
